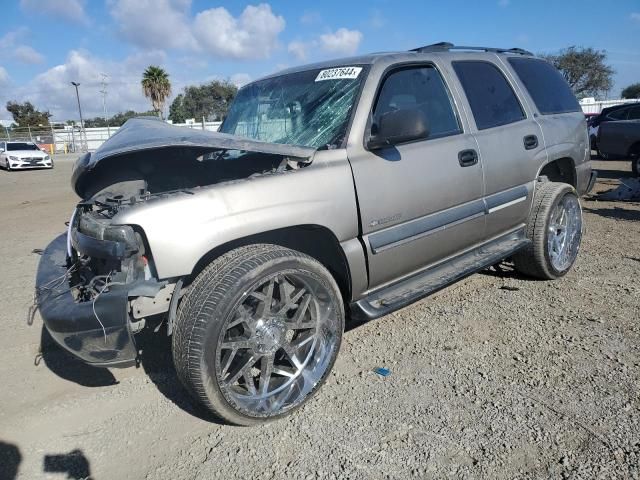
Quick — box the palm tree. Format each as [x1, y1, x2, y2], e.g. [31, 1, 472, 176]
[141, 66, 171, 119]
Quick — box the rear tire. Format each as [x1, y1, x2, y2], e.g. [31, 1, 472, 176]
[172, 244, 344, 425]
[513, 182, 582, 280]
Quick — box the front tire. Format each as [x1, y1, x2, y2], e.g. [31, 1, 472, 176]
[172, 244, 344, 425]
[514, 182, 583, 280]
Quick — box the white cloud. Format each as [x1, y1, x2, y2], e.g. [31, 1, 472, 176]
[14, 45, 45, 64]
[300, 11, 321, 25]
[109, 1, 285, 60]
[230, 73, 251, 87]
[287, 41, 308, 61]
[193, 4, 285, 59]
[0, 67, 10, 86]
[631, 12, 640, 22]
[20, 0, 89, 25]
[0, 49, 171, 121]
[319, 28, 363, 56]
[0, 28, 45, 65]
[368, 9, 386, 29]
[109, 0, 196, 50]
[0, 29, 28, 49]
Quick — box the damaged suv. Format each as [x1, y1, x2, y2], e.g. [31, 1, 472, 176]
[38, 43, 595, 425]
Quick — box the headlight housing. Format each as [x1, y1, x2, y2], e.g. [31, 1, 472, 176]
[75, 212, 140, 258]
[9, 156, 19, 161]
[44, 155, 50, 161]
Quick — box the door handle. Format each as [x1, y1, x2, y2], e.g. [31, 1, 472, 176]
[458, 149, 478, 167]
[523, 134, 538, 150]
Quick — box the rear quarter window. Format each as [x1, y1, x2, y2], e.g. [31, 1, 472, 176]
[508, 58, 581, 115]
[452, 61, 525, 130]
[628, 106, 640, 120]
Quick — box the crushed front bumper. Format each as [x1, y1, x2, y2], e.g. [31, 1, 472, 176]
[37, 235, 138, 367]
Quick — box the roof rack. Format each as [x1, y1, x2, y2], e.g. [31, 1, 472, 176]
[410, 42, 533, 56]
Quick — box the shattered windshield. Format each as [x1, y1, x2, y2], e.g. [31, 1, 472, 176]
[220, 66, 366, 149]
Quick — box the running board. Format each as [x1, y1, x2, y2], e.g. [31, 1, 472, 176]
[352, 229, 530, 320]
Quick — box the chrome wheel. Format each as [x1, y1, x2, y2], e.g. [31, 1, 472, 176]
[215, 271, 340, 417]
[547, 193, 582, 272]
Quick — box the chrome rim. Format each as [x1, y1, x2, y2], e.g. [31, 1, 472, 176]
[215, 271, 340, 417]
[547, 194, 582, 272]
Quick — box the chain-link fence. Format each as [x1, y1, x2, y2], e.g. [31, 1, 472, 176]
[0, 120, 222, 154]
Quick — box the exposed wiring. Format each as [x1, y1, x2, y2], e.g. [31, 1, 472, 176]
[91, 271, 128, 344]
[92, 270, 114, 344]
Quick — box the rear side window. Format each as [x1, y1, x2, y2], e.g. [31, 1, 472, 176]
[373, 65, 461, 139]
[508, 58, 581, 115]
[628, 106, 640, 120]
[608, 108, 629, 120]
[452, 61, 525, 130]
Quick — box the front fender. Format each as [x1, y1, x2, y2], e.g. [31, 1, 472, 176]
[113, 151, 359, 280]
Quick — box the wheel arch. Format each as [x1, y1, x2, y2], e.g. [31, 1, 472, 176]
[188, 224, 353, 303]
[537, 157, 577, 188]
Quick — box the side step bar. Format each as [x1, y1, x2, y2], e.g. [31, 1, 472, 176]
[351, 228, 530, 320]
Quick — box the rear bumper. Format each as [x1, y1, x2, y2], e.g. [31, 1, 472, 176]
[36, 235, 137, 367]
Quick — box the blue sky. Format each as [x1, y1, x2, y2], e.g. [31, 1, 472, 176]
[1, 0, 639, 122]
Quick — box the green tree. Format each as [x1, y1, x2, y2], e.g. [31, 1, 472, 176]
[621, 83, 640, 99]
[168, 80, 238, 123]
[541, 46, 614, 99]
[84, 117, 109, 128]
[141, 66, 171, 118]
[5, 101, 52, 127]
[168, 93, 188, 123]
[83, 110, 157, 128]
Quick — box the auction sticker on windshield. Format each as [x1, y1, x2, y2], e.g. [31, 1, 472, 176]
[315, 67, 362, 82]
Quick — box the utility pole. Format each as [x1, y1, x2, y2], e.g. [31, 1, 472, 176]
[71, 81, 87, 152]
[99, 73, 111, 138]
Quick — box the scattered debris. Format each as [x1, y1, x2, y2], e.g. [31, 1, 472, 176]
[500, 285, 520, 291]
[373, 367, 391, 377]
[597, 178, 640, 201]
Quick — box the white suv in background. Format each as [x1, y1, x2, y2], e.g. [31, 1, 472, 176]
[0, 141, 53, 170]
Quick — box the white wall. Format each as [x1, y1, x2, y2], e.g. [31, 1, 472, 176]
[53, 120, 222, 153]
[579, 98, 640, 114]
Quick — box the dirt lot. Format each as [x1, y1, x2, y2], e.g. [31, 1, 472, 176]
[0, 156, 638, 479]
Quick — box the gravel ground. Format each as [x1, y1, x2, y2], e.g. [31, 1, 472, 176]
[0, 156, 638, 480]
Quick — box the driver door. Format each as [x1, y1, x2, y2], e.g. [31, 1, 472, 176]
[347, 63, 486, 289]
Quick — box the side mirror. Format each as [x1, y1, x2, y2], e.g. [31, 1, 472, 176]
[367, 109, 430, 150]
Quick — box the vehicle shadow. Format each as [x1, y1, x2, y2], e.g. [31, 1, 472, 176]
[43, 449, 92, 480]
[0, 440, 21, 480]
[38, 326, 119, 387]
[583, 206, 640, 221]
[134, 326, 225, 424]
[33, 234, 223, 424]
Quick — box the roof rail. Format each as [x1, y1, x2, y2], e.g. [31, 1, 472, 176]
[410, 42, 533, 56]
